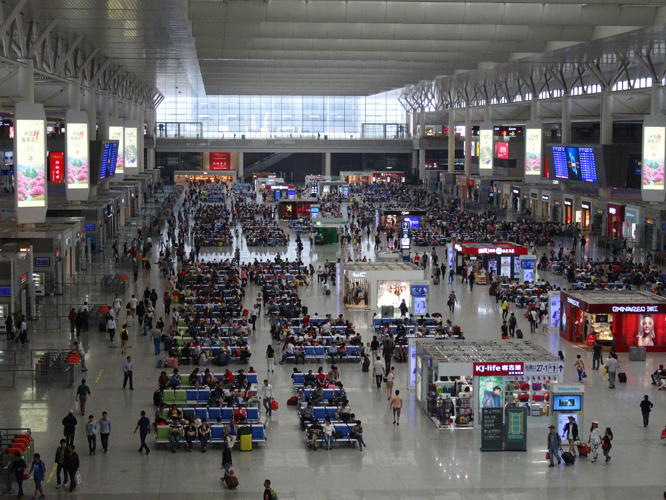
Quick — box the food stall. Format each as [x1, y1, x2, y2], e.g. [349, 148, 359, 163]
[453, 242, 528, 281]
[277, 199, 318, 220]
[416, 339, 563, 431]
[559, 290, 666, 352]
[173, 170, 236, 185]
[341, 262, 425, 312]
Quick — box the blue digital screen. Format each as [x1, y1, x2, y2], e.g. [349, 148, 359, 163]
[553, 395, 581, 411]
[34, 257, 51, 267]
[274, 190, 281, 201]
[411, 286, 428, 297]
[107, 142, 118, 176]
[403, 217, 420, 229]
[520, 260, 535, 269]
[85, 224, 95, 231]
[552, 146, 597, 183]
[0, 286, 11, 296]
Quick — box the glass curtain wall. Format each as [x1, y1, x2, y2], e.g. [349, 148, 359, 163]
[157, 90, 403, 138]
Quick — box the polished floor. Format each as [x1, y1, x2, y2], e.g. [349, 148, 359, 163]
[2, 193, 666, 500]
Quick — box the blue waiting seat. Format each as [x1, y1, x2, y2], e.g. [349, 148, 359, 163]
[292, 373, 305, 387]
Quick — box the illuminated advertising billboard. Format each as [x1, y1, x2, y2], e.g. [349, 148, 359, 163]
[49, 152, 64, 183]
[642, 126, 665, 191]
[66, 123, 89, 189]
[109, 125, 124, 174]
[525, 127, 542, 176]
[16, 119, 46, 207]
[124, 127, 138, 172]
[210, 152, 230, 170]
[479, 128, 493, 171]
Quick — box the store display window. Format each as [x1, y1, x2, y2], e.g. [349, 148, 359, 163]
[344, 278, 369, 309]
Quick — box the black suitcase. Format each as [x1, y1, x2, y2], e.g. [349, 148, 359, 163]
[362, 357, 370, 372]
[561, 451, 575, 465]
[618, 372, 627, 383]
[153, 390, 163, 406]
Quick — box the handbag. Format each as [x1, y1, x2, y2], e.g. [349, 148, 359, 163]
[603, 366, 608, 376]
[601, 443, 609, 450]
[75, 471, 82, 486]
[545, 452, 550, 460]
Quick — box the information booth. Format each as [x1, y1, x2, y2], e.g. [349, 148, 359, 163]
[416, 340, 562, 431]
[341, 262, 424, 311]
[453, 242, 528, 281]
[559, 290, 666, 352]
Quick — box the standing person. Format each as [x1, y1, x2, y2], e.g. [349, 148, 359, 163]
[266, 345, 275, 373]
[390, 390, 403, 425]
[508, 313, 517, 337]
[119, 324, 129, 354]
[574, 355, 586, 382]
[27, 453, 45, 500]
[133, 411, 151, 455]
[106, 314, 116, 342]
[447, 292, 457, 313]
[250, 305, 258, 331]
[640, 394, 654, 428]
[112, 294, 122, 319]
[54, 439, 68, 489]
[72, 341, 87, 373]
[547, 425, 562, 467]
[373, 356, 386, 389]
[98, 412, 111, 453]
[78, 302, 89, 333]
[17, 315, 28, 346]
[501, 299, 509, 320]
[588, 421, 603, 463]
[64, 445, 79, 493]
[602, 427, 613, 465]
[123, 356, 134, 390]
[151, 328, 161, 355]
[259, 379, 275, 416]
[448, 268, 455, 284]
[370, 336, 380, 362]
[606, 355, 618, 389]
[562, 416, 579, 456]
[263, 479, 277, 500]
[10, 451, 26, 499]
[385, 366, 395, 400]
[68, 308, 77, 335]
[76, 379, 91, 416]
[399, 299, 408, 316]
[469, 272, 475, 291]
[382, 336, 394, 371]
[529, 308, 539, 333]
[221, 442, 232, 478]
[592, 340, 603, 370]
[85, 415, 97, 456]
[62, 410, 77, 446]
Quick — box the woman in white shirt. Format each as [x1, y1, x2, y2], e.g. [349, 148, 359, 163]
[587, 421, 603, 463]
[322, 417, 334, 450]
[386, 367, 396, 400]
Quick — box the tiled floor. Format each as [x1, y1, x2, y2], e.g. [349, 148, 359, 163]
[2, 193, 666, 499]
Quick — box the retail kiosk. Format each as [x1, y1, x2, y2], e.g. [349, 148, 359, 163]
[173, 170, 236, 185]
[550, 383, 585, 436]
[415, 340, 563, 430]
[341, 262, 425, 311]
[277, 199, 318, 220]
[318, 180, 349, 198]
[379, 209, 427, 232]
[453, 242, 528, 281]
[559, 290, 666, 352]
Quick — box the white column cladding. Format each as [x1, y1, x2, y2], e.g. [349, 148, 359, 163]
[136, 104, 144, 172]
[419, 109, 426, 137]
[651, 84, 664, 115]
[146, 108, 156, 171]
[148, 108, 157, 137]
[237, 151, 244, 180]
[99, 91, 109, 140]
[405, 110, 411, 137]
[68, 77, 81, 112]
[324, 151, 331, 176]
[412, 111, 418, 137]
[111, 94, 119, 119]
[464, 107, 472, 177]
[485, 104, 493, 123]
[17, 59, 35, 104]
[601, 90, 613, 145]
[419, 148, 426, 180]
[531, 97, 540, 120]
[561, 93, 572, 144]
[85, 89, 96, 140]
[448, 110, 456, 174]
[411, 149, 418, 175]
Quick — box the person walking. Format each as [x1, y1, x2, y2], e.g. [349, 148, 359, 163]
[373, 356, 386, 389]
[574, 355, 586, 382]
[501, 299, 509, 320]
[221, 442, 232, 478]
[75, 379, 91, 416]
[133, 411, 151, 455]
[112, 294, 122, 319]
[606, 355, 618, 389]
[123, 356, 134, 390]
[85, 415, 97, 455]
[119, 325, 129, 354]
[106, 313, 116, 342]
[592, 341, 603, 370]
[562, 415, 579, 456]
[10, 451, 26, 499]
[263, 479, 277, 500]
[68, 308, 77, 335]
[588, 420, 603, 463]
[602, 427, 613, 465]
[72, 341, 87, 373]
[27, 453, 45, 500]
[547, 424, 562, 467]
[151, 328, 161, 355]
[469, 272, 475, 292]
[385, 366, 395, 400]
[266, 345, 275, 373]
[54, 439, 68, 489]
[259, 379, 275, 416]
[250, 305, 258, 331]
[508, 313, 517, 337]
[64, 445, 79, 493]
[390, 390, 403, 425]
[62, 410, 77, 447]
[640, 395, 654, 428]
[382, 336, 395, 371]
[17, 315, 28, 346]
[447, 292, 457, 313]
[99, 412, 111, 453]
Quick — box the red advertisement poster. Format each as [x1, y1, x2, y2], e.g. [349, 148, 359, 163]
[50, 152, 65, 183]
[495, 142, 509, 159]
[618, 313, 666, 349]
[209, 152, 230, 170]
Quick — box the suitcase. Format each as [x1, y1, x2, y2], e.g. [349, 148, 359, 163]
[165, 357, 178, 368]
[433, 277, 440, 285]
[225, 473, 239, 489]
[561, 451, 576, 465]
[362, 357, 370, 372]
[618, 372, 627, 383]
[153, 390, 163, 406]
[126, 315, 134, 327]
[287, 396, 299, 406]
[239, 433, 252, 451]
[577, 443, 591, 457]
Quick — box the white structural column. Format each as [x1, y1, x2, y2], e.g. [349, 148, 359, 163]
[531, 96, 540, 120]
[136, 104, 144, 172]
[98, 91, 109, 140]
[17, 59, 34, 103]
[651, 84, 664, 115]
[412, 111, 418, 137]
[404, 110, 411, 137]
[464, 107, 472, 177]
[85, 89, 96, 140]
[323, 151, 331, 176]
[601, 90, 613, 145]
[485, 104, 493, 123]
[111, 95, 119, 119]
[419, 109, 426, 137]
[146, 108, 156, 170]
[448, 110, 456, 174]
[419, 148, 426, 181]
[68, 77, 81, 112]
[411, 149, 418, 176]
[237, 152, 244, 180]
[561, 93, 572, 143]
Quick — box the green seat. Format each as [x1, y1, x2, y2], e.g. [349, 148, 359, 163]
[181, 375, 190, 385]
[156, 426, 170, 442]
[178, 319, 185, 327]
[175, 390, 187, 403]
[162, 392, 176, 404]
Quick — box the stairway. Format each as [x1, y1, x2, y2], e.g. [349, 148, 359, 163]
[243, 152, 293, 180]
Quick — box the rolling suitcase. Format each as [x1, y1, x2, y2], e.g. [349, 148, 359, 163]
[561, 451, 576, 465]
[239, 426, 252, 451]
[362, 356, 370, 372]
[224, 473, 239, 489]
[433, 277, 440, 285]
[618, 372, 627, 383]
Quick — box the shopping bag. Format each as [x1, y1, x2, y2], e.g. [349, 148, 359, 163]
[546, 452, 550, 460]
[603, 366, 608, 376]
[75, 471, 82, 487]
[583, 372, 587, 378]
[271, 400, 279, 411]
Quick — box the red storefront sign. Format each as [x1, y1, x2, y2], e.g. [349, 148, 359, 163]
[454, 242, 529, 256]
[473, 362, 524, 376]
[209, 152, 230, 170]
[50, 152, 64, 183]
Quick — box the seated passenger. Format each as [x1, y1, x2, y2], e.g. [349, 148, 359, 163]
[168, 369, 181, 388]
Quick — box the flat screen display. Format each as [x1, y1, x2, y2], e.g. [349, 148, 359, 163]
[552, 146, 598, 183]
[107, 142, 118, 176]
[377, 281, 410, 309]
[411, 286, 428, 297]
[66, 123, 89, 189]
[495, 142, 509, 159]
[403, 216, 419, 229]
[49, 152, 64, 183]
[642, 126, 665, 190]
[553, 395, 581, 411]
[99, 141, 118, 180]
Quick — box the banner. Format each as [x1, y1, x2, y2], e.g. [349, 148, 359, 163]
[642, 126, 665, 190]
[16, 119, 46, 207]
[524, 122, 542, 177]
[209, 152, 230, 170]
[109, 124, 124, 175]
[124, 126, 138, 173]
[66, 122, 88, 189]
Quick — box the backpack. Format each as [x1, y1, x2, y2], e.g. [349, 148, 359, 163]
[120, 330, 129, 341]
[269, 488, 278, 500]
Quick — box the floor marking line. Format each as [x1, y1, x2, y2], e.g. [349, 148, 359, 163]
[46, 464, 57, 483]
[95, 370, 103, 383]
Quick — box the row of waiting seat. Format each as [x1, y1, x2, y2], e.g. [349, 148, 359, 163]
[303, 422, 359, 448]
[281, 345, 363, 363]
[372, 317, 437, 327]
[178, 372, 258, 386]
[155, 423, 266, 446]
[164, 406, 261, 424]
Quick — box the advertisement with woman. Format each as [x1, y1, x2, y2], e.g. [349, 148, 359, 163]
[618, 313, 666, 348]
[376, 281, 410, 309]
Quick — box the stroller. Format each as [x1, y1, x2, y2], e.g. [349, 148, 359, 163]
[576, 441, 591, 457]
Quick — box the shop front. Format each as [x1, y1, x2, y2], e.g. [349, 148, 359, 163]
[559, 290, 666, 352]
[372, 171, 405, 184]
[539, 192, 551, 220]
[416, 340, 563, 431]
[380, 209, 427, 233]
[453, 242, 528, 281]
[339, 171, 372, 185]
[318, 181, 349, 198]
[624, 205, 640, 243]
[277, 199, 317, 220]
[563, 198, 573, 224]
[580, 199, 592, 230]
[607, 203, 625, 240]
[174, 170, 236, 185]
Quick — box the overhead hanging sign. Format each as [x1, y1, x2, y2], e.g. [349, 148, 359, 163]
[525, 120, 542, 177]
[124, 125, 138, 174]
[65, 111, 89, 202]
[15, 102, 47, 224]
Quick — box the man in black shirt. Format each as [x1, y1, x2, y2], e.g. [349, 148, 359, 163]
[309, 420, 323, 451]
[592, 341, 603, 370]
